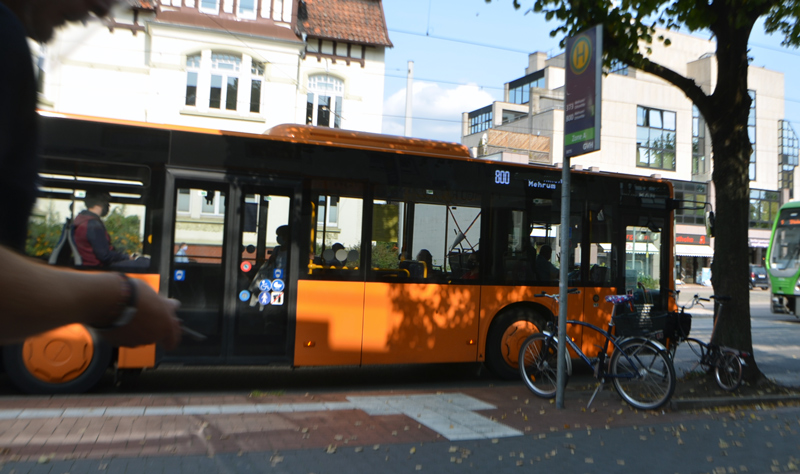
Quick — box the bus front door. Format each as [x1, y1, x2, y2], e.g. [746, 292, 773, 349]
[167, 179, 296, 362]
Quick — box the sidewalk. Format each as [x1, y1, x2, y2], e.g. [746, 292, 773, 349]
[0, 381, 798, 473]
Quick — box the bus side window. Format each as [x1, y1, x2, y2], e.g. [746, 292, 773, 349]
[370, 186, 481, 284]
[306, 190, 364, 281]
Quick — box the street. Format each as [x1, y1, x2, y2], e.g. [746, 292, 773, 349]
[674, 285, 800, 387]
[1, 287, 799, 473]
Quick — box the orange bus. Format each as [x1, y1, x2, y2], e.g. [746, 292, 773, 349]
[3, 113, 676, 393]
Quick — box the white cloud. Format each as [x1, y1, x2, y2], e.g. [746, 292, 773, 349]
[382, 81, 496, 143]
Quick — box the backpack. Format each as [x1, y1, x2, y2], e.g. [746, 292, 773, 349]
[48, 218, 82, 266]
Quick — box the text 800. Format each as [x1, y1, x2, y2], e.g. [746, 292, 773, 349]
[495, 170, 510, 185]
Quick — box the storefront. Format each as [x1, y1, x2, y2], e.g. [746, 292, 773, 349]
[675, 233, 713, 284]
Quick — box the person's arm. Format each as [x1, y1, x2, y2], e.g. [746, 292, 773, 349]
[86, 219, 129, 264]
[0, 245, 181, 349]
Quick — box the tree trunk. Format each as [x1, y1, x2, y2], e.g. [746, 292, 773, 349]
[707, 23, 762, 382]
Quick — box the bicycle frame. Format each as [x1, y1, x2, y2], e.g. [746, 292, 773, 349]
[542, 319, 667, 382]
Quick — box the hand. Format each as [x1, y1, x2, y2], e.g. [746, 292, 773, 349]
[98, 280, 182, 350]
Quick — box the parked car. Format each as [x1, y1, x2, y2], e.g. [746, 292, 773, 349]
[749, 264, 769, 290]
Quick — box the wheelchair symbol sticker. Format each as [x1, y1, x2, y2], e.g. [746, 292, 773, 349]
[273, 268, 283, 280]
[174, 270, 185, 281]
[258, 279, 272, 291]
[271, 279, 285, 292]
[270, 292, 284, 305]
[258, 291, 271, 306]
[238, 290, 251, 302]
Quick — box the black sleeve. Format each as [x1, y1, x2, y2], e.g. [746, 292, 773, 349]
[0, 6, 39, 252]
[86, 219, 128, 265]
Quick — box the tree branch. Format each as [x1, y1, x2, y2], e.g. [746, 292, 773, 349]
[634, 58, 711, 117]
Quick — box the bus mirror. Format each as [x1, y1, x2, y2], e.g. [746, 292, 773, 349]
[705, 210, 715, 238]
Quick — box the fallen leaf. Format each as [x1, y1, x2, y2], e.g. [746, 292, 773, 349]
[326, 445, 337, 454]
[410, 447, 416, 454]
[585, 458, 594, 464]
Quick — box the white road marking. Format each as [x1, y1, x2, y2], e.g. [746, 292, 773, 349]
[0, 393, 522, 441]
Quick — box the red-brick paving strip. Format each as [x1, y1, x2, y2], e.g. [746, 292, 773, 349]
[0, 384, 718, 463]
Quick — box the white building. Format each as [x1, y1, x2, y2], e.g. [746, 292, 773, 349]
[462, 30, 799, 283]
[35, 0, 392, 134]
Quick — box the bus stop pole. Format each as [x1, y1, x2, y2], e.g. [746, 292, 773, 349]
[556, 155, 571, 409]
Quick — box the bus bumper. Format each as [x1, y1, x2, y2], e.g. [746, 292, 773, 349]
[772, 295, 796, 316]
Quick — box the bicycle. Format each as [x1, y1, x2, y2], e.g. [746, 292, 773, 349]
[669, 293, 748, 391]
[518, 290, 676, 410]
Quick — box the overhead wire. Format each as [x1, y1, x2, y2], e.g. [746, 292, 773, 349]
[43, 8, 800, 137]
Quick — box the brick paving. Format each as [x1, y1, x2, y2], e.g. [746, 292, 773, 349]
[1, 366, 799, 473]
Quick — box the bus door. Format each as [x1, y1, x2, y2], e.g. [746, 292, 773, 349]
[232, 186, 297, 360]
[166, 176, 298, 362]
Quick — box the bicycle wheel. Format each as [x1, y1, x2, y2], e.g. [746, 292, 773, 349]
[518, 333, 562, 398]
[714, 349, 743, 391]
[672, 338, 710, 376]
[610, 339, 676, 410]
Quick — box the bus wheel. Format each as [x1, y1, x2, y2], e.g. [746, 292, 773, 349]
[2, 324, 112, 394]
[485, 308, 547, 380]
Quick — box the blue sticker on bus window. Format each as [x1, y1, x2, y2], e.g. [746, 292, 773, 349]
[174, 270, 185, 281]
[271, 279, 285, 292]
[258, 279, 272, 291]
[239, 290, 251, 302]
[273, 268, 283, 280]
[259, 291, 271, 306]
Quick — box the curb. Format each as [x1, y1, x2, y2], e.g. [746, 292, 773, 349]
[670, 393, 800, 411]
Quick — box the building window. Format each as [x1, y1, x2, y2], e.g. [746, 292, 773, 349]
[210, 53, 240, 110]
[749, 189, 780, 229]
[468, 105, 493, 135]
[185, 54, 201, 106]
[748, 90, 756, 181]
[201, 191, 226, 216]
[250, 61, 264, 113]
[317, 195, 340, 227]
[636, 106, 676, 171]
[237, 0, 256, 18]
[199, 0, 219, 14]
[177, 189, 191, 213]
[306, 75, 343, 128]
[184, 51, 263, 115]
[692, 105, 706, 176]
[779, 120, 799, 198]
[674, 181, 707, 225]
[609, 59, 629, 76]
[506, 71, 545, 105]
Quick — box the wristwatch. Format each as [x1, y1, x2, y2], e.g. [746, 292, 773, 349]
[91, 273, 138, 330]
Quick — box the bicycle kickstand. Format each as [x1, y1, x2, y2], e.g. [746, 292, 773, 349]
[587, 382, 603, 409]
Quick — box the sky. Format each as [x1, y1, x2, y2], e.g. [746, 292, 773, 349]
[379, 0, 800, 144]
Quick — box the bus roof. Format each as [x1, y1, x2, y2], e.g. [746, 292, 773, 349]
[38, 111, 472, 161]
[36, 112, 670, 190]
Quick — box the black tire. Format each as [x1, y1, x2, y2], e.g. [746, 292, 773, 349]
[2, 329, 112, 394]
[714, 349, 743, 391]
[518, 333, 561, 398]
[610, 338, 676, 410]
[485, 307, 547, 380]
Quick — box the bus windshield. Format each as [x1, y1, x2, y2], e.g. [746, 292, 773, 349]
[770, 209, 800, 272]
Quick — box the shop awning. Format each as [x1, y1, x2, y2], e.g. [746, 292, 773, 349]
[675, 244, 714, 257]
[625, 243, 659, 254]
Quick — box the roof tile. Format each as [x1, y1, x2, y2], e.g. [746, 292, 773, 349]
[301, 0, 392, 47]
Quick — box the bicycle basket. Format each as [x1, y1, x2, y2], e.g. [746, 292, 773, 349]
[663, 311, 692, 339]
[612, 312, 653, 337]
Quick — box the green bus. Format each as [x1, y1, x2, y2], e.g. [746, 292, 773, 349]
[766, 200, 800, 318]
